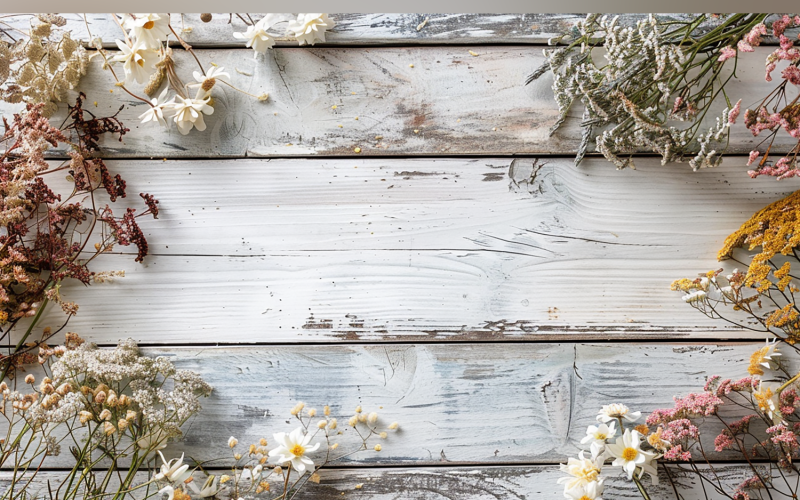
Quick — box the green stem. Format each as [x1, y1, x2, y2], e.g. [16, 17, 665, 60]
[0, 294, 51, 383]
[632, 472, 652, 500]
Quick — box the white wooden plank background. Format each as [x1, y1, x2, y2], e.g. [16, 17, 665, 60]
[26, 157, 790, 344]
[11, 343, 773, 466]
[2, 12, 797, 499]
[0, 47, 794, 158]
[2, 14, 714, 46]
[1, 465, 788, 499]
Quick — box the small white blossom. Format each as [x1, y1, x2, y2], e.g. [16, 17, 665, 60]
[191, 66, 231, 99]
[287, 13, 335, 46]
[170, 96, 214, 135]
[139, 88, 172, 127]
[112, 39, 158, 85]
[606, 429, 658, 484]
[122, 13, 170, 49]
[557, 450, 603, 491]
[597, 404, 641, 423]
[233, 15, 278, 55]
[580, 421, 616, 450]
[268, 427, 320, 473]
[564, 479, 604, 500]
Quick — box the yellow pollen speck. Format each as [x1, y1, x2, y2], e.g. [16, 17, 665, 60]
[355, 116, 359, 120]
[409, 63, 414, 68]
[469, 50, 479, 56]
[331, 105, 337, 109]
[413, 129, 420, 134]
[351, 92, 356, 95]
[354, 147, 361, 153]
[93, 101, 98, 107]
[337, 124, 343, 128]
[622, 447, 638, 461]
[355, 484, 363, 489]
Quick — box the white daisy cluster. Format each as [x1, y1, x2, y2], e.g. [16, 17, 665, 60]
[232, 13, 336, 56]
[156, 402, 398, 500]
[558, 404, 659, 499]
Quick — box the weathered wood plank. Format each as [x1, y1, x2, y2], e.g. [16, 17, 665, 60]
[22, 157, 791, 343]
[0, 464, 787, 499]
[0, 343, 777, 466]
[0, 46, 794, 158]
[1, 14, 712, 47]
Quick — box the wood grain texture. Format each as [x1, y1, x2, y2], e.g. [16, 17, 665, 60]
[25, 157, 791, 344]
[0, 464, 787, 499]
[6, 343, 774, 467]
[2, 14, 712, 47]
[0, 47, 794, 158]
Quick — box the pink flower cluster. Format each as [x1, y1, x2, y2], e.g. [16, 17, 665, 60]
[748, 157, 800, 180]
[767, 423, 800, 450]
[663, 444, 691, 461]
[714, 414, 758, 452]
[706, 376, 756, 396]
[733, 476, 765, 500]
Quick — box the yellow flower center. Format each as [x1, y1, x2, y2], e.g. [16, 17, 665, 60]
[290, 444, 305, 457]
[754, 387, 775, 412]
[595, 433, 606, 440]
[579, 497, 592, 500]
[137, 58, 145, 67]
[577, 466, 600, 482]
[622, 447, 638, 461]
[144, 20, 155, 30]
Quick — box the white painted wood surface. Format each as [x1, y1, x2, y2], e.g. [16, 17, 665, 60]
[2, 14, 712, 47]
[7, 343, 773, 466]
[2, 12, 796, 498]
[0, 47, 794, 158]
[1, 465, 788, 499]
[28, 157, 790, 344]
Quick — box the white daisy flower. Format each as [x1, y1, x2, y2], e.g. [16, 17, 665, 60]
[580, 421, 616, 450]
[557, 450, 603, 491]
[287, 13, 335, 46]
[606, 429, 658, 483]
[122, 13, 170, 49]
[139, 88, 173, 127]
[112, 38, 158, 85]
[597, 404, 641, 423]
[190, 66, 231, 99]
[268, 427, 320, 473]
[233, 15, 278, 55]
[564, 479, 604, 500]
[170, 96, 214, 135]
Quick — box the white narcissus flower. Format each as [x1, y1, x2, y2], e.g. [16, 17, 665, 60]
[557, 450, 603, 491]
[288, 13, 335, 46]
[233, 15, 278, 55]
[564, 479, 604, 500]
[191, 66, 231, 99]
[139, 88, 173, 127]
[597, 404, 641, 423]
[122, 13, 170, 49]
[154, 451, 192, 484]
[189, 475, 220, 498]
[170, 96, 214, 135]
[606, 429, 658, 484]
[268, 427, 320, 473]
[580, 421, 616, 449]
[112, 39, 158, 85]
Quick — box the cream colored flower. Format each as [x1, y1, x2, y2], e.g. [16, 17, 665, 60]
[606, 429, 658, 483]
[557, 451, 603, 491]
[564, 479, 604, 500]
[233, 15, 277, 55]
[189, 475, 219, 498]
[268, 427, 320, 473]
[155, 451, 192, 484]
[112, 39, 158, 85]
[170, 96, 214, 135]
[122, 13, 170, 49]
[580, 421, 616, 450]
[597, 404, 641, 423]
[287, 13, 335, 46]
[191, 66, 231, 99]
[139, 88, 172, 127]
